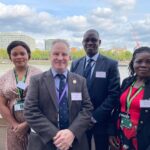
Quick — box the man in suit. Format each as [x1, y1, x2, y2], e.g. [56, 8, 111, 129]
[24, 39, 93, 150]
[70, 29, 120, 150]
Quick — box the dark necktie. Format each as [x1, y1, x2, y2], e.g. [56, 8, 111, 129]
[57, 74, 69, 129]
[83, 59, 93, 90]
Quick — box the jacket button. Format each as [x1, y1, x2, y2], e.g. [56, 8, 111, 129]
[145, 110, 149, 113]
[140, 121, 143, 124]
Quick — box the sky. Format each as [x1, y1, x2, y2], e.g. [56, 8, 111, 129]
[0, 0, 150, 50]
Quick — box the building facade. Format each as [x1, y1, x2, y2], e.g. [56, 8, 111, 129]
[44, 39, 55, 50]
[0, 32, 36, 50]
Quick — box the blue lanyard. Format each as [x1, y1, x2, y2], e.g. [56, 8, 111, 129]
[57, 84, 68, 104]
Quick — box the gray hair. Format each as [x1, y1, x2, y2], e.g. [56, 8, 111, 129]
[51, 39, 70, 51]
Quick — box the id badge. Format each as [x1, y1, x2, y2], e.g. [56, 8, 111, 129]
[16, 81, 27, 90]
[14, 100, 24, 111]
[120, 113, 132, 129]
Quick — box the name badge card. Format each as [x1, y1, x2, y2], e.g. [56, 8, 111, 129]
[140, 100, 150, 108]
[71, 92, 82, 101]
[17, 81, 27, 90]
[96, 71, 106, 78]
[14, 101, 24, 111]
[120, 112, 132, 129]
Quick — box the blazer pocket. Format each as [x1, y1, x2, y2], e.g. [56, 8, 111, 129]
[72, 101, 82, 109]
[70, 101, 82, 118]
[28, 132, 45, 150]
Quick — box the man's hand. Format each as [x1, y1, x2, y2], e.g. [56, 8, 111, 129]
[53, 129, 75, 150]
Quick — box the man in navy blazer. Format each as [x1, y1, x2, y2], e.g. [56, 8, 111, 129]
[70, 29, 120, 150]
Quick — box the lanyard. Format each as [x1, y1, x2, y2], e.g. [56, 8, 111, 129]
[14, 68, 28, 99]
[57, 84, 68, 104]
[126, 81, 144, 113]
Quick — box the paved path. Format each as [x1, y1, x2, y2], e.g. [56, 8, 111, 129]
[0, 119, 7, 150]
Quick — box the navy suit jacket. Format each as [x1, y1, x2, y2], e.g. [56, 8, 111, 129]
[70, 54, 120, 134]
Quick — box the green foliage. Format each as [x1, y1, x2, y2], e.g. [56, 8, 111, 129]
[0, 49, 8, 59]
[31, 50, 49, 60]
[0, 48, 132, 61]
[100, 49, 132, 61]
[70, 49, 85, 60]
[70, 49, 132, 61]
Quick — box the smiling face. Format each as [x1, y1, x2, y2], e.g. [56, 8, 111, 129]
[51, 42, 70, 73]
[10, 45, 29, 68]
[133, 52, 150, 79]
[82, 30, 101, 57]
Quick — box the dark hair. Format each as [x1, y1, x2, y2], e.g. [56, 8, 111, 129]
[84, 29, 100, 38]
[129, 46, 150, 76]
[7, 40, 31, 59]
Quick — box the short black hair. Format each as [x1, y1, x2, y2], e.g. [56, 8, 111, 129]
[129, 46, 150, 76]
[7, 40, 31, 59]
[83, 29, 100, 38]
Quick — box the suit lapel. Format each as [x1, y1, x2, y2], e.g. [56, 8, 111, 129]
[68, 72, 80, 110]
[138, 79, 150, 133]
[121, 77, 135, 94]
[143, 79, 150, 99]
[77, 57, 86, 76]
[68, 72, 73, 110]
[44, 70, 58, 110]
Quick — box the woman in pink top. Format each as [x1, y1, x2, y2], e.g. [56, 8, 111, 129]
[0, 41, 41, 150]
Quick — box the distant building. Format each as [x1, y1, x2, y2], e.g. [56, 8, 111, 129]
[0, 32, 36, 50]
[45, 39, 69, 50]
[44, 39, 55, 50]
[71, 47, 78, 52]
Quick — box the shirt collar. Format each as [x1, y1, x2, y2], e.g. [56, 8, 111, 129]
[86, 53, 99, 62]
[51, 68, 68, 78]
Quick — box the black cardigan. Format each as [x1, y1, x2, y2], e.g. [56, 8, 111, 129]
[109, 76, 150, 150]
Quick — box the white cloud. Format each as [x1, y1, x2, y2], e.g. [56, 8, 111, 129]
[108, 0, 136, 10]
[91, 7, 113, 18]
[0, 1, 149, 50]
[0, 3, 33, 18]
[0, 2, 131, 48]
[87, 7, 128, 32]
[131, 14, 150, 45]
[62, 16, 88, 31]
[120, 16, 128, 23]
